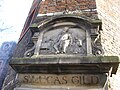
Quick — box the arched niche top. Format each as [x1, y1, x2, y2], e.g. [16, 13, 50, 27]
[30, 15, 102, 35]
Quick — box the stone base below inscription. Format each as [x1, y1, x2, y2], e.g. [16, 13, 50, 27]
[14, 87, 104, 90]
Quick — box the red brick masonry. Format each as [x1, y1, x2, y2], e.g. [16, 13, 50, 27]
[39, 0, 96, 14]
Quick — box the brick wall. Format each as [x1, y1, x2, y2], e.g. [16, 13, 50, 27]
[39, 0, 96, 14]
[96, 0, 120, 89]
[96, 0, 120, 56]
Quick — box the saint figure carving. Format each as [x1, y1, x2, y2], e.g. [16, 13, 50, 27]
[54, 27, 72, 54]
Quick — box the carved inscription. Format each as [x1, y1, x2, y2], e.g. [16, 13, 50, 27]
[18, 74, 102, 87]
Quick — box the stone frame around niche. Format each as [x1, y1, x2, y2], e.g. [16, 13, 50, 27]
[24, 15, 103, 57]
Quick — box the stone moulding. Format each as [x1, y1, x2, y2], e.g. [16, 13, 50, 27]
[10, 56, 119, 75]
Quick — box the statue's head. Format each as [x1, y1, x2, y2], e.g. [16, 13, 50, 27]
[63, 27, 69, 33]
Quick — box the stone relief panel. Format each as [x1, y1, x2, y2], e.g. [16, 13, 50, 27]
[39, 26, 86, 55]
[24, 16, 103, 57]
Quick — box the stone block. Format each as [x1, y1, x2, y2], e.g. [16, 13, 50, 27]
[15, 74, 107, 90]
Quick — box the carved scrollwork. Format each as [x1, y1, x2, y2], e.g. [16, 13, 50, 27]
[91, 33, 104, 56]
[24, 45, 35, 57]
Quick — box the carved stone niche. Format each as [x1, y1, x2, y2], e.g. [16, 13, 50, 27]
[10, 15, 120, 90]
[24, 15, 103, 57]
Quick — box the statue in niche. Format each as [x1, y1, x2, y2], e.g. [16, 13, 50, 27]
[53, 27, 72, 54]
[39, 27, 86, 55]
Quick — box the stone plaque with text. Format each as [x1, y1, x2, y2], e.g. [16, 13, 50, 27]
[18, 74, 107, 89]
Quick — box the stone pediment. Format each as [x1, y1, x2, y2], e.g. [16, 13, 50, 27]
[30, 15, 101, 32]
[24, 15, 103, 57]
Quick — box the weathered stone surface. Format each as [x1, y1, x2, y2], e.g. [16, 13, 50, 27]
[2, 66, 17, 90]
[14, 87, 103, 90]
[25, 15, 103, 57]
[10, 56, 119, 74]
[18, 74, 106, 86]
[14, 74, 107, 90]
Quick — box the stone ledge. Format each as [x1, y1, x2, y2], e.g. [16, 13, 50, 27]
[10, 55, 119, 64]
[10, 55, 119, 74]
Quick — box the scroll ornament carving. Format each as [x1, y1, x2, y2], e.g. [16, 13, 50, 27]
[24, 45, 35, 57]
[91, 32, 104, 56]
